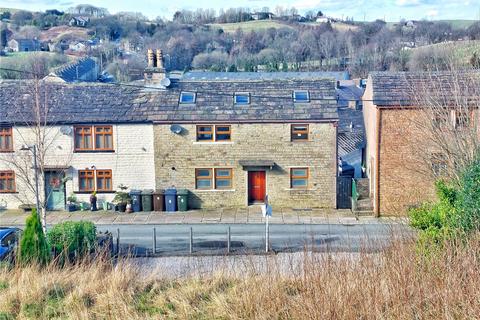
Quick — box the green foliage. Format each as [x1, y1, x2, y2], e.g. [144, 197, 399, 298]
[19, 209, 50, 266]
[47, 221, 96, 262]
[112, 191, 130, 205]
[409, 158, 480, 245]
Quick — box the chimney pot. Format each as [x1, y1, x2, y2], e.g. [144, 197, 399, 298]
[156, 49, 164, 69]
[147, 49, 154, 67]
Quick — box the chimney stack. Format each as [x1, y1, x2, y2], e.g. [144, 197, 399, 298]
[144, 48, 166, 85]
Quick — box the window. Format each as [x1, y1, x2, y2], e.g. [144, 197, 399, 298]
[195, 168, 213, 189]
[293, 90, 309, 102]
[78, 170, 95, 192]
[96, 170, 112, 191]
[74, 126, 93, 150]
[0, 127, 13, 152]
[215, 168, 232, 189]
[196, 125, 231, 142]
[234, 93, 250, 105]
[215, 125, 231, 141]
[291, 168, 309, 188]
[94, 126, 113, 150]
[0, 171, 15, 193]
[180, 91, 196, 104]
[196, 168, 233, 190]
[197, 125, 213, 141]
[74, 125, 114, 151]
[291, 124, 309, 141]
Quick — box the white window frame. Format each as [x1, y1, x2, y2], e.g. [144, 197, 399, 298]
[293, 90, 310, 103]
[179, 91, 196, 104]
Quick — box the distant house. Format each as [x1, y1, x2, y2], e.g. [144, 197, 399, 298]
[7, 38, 40, 52]
[316, 16, 331, 23]
[46, 57, 99, 83]
[69, 16, 90, 27]
[251, 12, 274, 20]
[69, 41, 87, 52]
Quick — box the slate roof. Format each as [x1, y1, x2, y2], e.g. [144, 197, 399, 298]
[370, 71, 480, 106]
[183, 71, 349, 81]
[338, 132, 365, 157]
[51, 57, 98, 82]
[0, 74, 338, 125]
[336, 81, 364, 108]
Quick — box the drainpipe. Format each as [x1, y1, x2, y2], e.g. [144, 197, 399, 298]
[374, 107, 382, 217]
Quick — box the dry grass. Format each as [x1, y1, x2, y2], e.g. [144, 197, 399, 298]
[1, 236, 480, 319]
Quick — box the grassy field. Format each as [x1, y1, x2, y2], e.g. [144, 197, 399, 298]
[209, 20, 294, 33]
[412, 40, 480, 65]
[0, 52, 73, 79]
[1, 235, 480, 319]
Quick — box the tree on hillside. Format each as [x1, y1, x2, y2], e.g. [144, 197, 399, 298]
[11, 10, 33, 26]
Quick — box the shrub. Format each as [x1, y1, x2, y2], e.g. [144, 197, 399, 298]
[452, 158, 480, 233]
[47, 221, 96, 262]
[19, 209, 50, 266]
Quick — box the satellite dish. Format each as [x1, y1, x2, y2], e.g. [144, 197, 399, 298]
[170, 124, 183, 134]
[60, 126, 72, 135]
[161, 77, 171, 87]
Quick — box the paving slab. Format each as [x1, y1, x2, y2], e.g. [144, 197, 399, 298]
[148, 214, 167, 224]
[164, 214, 185, 224]
[113, 214, 135, 223]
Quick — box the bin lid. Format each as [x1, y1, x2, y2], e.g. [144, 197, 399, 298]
[177, 189, 188, 195]
[154, 189, 165, 194]
[129, 189, 142, 195]
[165, 188, 177, 195]
[141, 189, 154, 195]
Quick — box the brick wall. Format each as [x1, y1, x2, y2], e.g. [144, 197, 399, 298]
[154, 123, 337, 209]
[378, 108, 437, 215]
[0, 124, 155, 209]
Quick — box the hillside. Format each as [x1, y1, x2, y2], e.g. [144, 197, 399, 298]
[413, 40, 480, 65]
[39, 26, 90, 42]
[209, 20, 294, 33]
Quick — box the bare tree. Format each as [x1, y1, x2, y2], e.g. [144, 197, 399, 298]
[407, 65, 480, 183]
[0, 66, 73, 233]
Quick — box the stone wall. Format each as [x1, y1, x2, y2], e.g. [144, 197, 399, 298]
[154, 122, 337, 209]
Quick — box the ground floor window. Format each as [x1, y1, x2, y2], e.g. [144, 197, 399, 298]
[79, 169, 113, 192]
[196, 168, 233, 190]
[290, 168, 309, 188]
[0, 170, 15, 193]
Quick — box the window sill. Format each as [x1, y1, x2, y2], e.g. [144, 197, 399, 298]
[0, 191, 18, 194]
[74, 191, 116, 194]
[74, 150, 115, 153]
[193, 141, 233, 145]
[195, 189, 236, 192]
[291, 140, 310, 143]
[0, 150, 14, 153]
[285, 188, 313, 191]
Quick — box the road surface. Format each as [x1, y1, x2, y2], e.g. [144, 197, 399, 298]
[96, 223, 412, 256]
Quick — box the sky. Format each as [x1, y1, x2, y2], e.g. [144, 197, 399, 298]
[0, 0, 479, 21]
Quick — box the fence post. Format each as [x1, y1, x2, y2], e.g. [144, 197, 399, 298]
[265, 215, 269, 253]
[152, 227, 156, 255]
[227, 226, 231, 254]
[116, 228, 120, 256]
[189, 227, 193, 254]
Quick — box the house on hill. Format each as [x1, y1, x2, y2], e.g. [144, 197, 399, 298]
[69, 16, 90, 27]
[7, 38, 40, 52]
[251, 12, 274, 20]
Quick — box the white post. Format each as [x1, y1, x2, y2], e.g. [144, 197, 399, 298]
[265, 214, 269, 253]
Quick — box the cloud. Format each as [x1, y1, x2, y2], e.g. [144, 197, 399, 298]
[396, 0, 421, 7]
[426, 9, 439, 17]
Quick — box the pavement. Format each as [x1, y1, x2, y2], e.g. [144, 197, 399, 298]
[0, 207, 406, 226]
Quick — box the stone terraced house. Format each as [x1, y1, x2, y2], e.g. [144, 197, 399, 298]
[0, 63, 340, 210]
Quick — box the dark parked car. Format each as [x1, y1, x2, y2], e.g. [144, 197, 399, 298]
[0, 227, 21, 261]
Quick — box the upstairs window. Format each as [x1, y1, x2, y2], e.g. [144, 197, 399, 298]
[196, 125, 231, 142]
[95, 126, 114, 150]
[291, 124, 309, 141]
[293, 90, 309, 102]
[290, 168, 309, 189]
[0, 127, 13, 152]
[179, 91, 196, 104]
[197, 125, 213, 141]
[0, 171, 15, 193]
[234, 93, 250, 105]
[75, 125, 114, 151]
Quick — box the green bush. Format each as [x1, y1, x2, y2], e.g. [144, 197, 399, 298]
[47, 221, 96, 262]
[19, 209, 50, 266]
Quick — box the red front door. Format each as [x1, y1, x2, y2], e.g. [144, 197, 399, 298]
[248, 171, 266, 203]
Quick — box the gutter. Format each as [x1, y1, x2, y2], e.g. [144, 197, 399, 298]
[153, 118, 340, 124]
[374, 107, 382, 217]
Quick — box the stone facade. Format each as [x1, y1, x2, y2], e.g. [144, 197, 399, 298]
[0, 124, 155, 209]
[154, 122, 337, 209]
